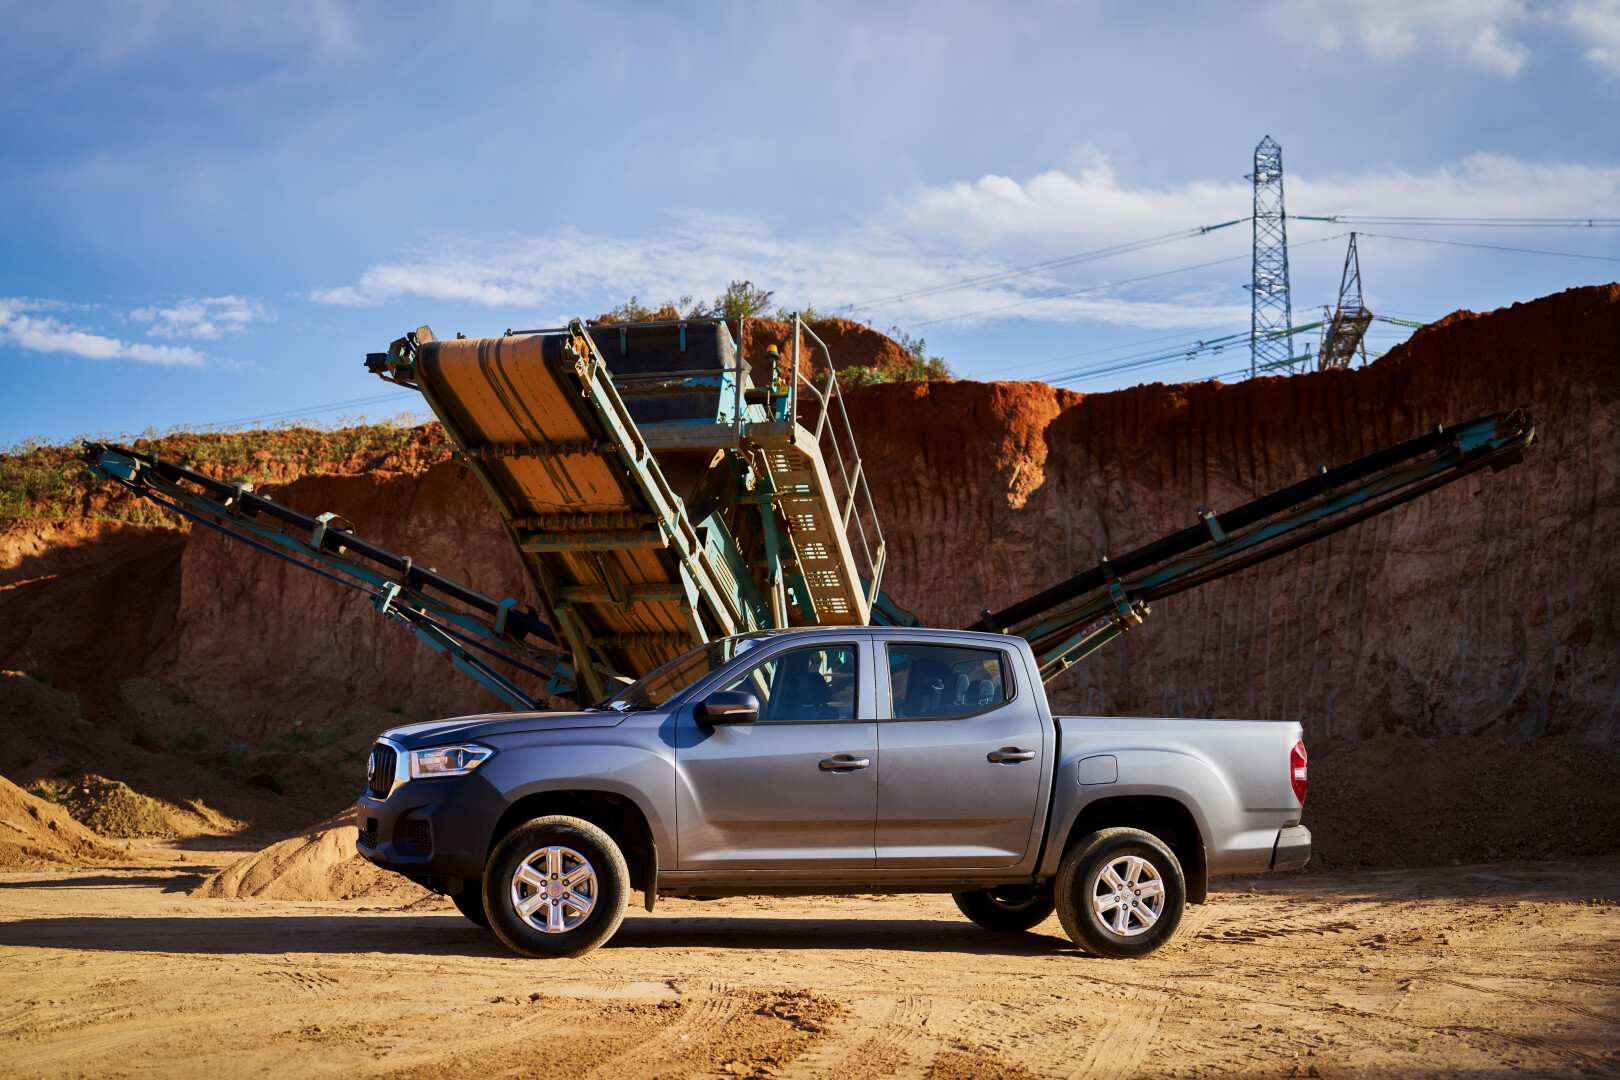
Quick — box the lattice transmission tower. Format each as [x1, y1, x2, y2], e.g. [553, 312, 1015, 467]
[1317, 232, 1374, 370]
[1248, 136, 1294, 376]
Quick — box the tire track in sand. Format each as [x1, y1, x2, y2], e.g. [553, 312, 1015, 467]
[1040, 984, 1171, 1080]
[784, 992, 936, 1080]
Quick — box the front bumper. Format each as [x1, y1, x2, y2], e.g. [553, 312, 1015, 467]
[355, 770, 503, 881]
[1270, 825, 1312, 871]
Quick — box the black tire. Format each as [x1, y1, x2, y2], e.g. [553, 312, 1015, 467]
[451, 879, 490, 929]
[952, 886, 1057, 932]
[482, 815, 629, 959]
[1055, 827, 1185, 959]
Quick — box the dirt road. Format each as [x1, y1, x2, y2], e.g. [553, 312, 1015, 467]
[2, 858, 1617, 1079]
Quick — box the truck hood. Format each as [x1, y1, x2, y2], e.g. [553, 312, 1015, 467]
[384, 710, 627, 749]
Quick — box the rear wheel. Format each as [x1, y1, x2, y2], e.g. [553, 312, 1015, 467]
[1055, 827, 1185, 959]
[952, 886, 1056, 932]
[483, 815, 629, 959]
[451, 879, 490, 929]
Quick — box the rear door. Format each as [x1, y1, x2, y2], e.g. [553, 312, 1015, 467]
[674, 638, 877, 870]
[874, 640, 1046, 868]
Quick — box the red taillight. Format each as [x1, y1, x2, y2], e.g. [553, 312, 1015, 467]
[1289, 741, 1308, 805]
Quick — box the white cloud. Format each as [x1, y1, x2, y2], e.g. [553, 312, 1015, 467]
[1284, 0, 1534, 75]
[1570, 0, 1620, 74]
[1468, 24, 1533, 74]
[129, 295, 271, 340]
[0, 298, 208, 367]
[309, 152, 1620, 334]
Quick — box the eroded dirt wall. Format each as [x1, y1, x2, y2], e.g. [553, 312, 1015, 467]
[150, 465, 558, 742]
[851, 284, 1620, 743]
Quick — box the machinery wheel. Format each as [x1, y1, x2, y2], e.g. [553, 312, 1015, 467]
[952, 886, 1056, 932]
[483, 815, 629, 959]
[451, 878, 490, 929]
[1055, 827, 1185, 959]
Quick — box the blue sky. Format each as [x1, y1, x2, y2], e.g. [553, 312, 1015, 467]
[3, 1, 1618, 444]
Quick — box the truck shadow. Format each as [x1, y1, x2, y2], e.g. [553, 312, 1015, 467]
[0, 873, 207, 893]
[0, 912, 1073, 958]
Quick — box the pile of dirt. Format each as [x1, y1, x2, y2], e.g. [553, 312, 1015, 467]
[0, 775, 131, 868]
[193, 809, 432, 902]
[46, 774, 241, 839]
[1303, 734, 1620, 871]
[0, 671, 357, 836]
[739, 317, 915, 376]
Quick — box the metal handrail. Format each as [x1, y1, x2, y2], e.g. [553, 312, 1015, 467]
[787, 315, 888, 603]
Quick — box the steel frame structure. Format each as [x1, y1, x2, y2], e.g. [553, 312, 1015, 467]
[1249, 136, 1299, 376]
[1318, 233, 1375, 371]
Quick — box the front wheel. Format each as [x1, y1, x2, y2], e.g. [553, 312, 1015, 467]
[483, 815, 629, 958]
[1055, 827, 1185, 959]
[952, 887, 1056, 932]
[451, 879, 490, 929]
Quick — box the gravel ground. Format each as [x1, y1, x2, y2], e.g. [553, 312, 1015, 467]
[1, 856, 1616, 1079]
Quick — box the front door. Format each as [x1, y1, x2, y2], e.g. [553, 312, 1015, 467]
[675, 640, 876, 870]
[875, 640, 1046, 868]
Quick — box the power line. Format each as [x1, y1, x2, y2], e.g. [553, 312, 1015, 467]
[1358, 232, 1620, 263]
[843, 210, 1615, 318]
[903, 235, 1348, 334]
[903, 252, 1251, 330]
[211, 390, 424, 429]
[1045, 327, 1251, 385]
[1293, 215, 1620, 228]
[844, 219, 1247, 311]
[991, 324, 1241, 378]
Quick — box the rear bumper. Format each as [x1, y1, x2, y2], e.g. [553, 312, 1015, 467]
[1270, 825, 1312, 871]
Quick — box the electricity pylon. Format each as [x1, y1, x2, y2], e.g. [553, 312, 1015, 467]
[1248, 136, 1294, 376]
[1318, 232, 1374, 370]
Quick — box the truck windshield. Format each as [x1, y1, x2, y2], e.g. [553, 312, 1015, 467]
[600, 633, 776, 711]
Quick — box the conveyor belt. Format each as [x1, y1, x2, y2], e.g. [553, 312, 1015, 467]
[408, 328, 763, 702]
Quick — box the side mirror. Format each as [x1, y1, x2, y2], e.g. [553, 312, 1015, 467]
[696, 690, 759, 725]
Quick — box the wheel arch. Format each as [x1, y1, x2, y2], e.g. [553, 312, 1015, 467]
[488, 789, 659, 909]
[1062, 794, 1207, 904]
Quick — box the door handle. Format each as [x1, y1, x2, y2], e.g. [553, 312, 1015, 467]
[988, 748, 1036, 763]
[820, 754, 871, 771]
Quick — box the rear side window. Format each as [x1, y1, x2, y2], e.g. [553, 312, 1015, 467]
[886, 644, 1008, 719]
[719, 644, 858, 723]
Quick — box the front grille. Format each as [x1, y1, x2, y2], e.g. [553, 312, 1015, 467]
[366, 744, 397, 798]
[359, 816, 379, 848]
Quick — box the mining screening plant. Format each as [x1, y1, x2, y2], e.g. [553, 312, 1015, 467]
[83, 315, 1535, 959]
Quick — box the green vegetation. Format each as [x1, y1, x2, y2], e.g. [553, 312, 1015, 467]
[599, 280, 784, 323]
[773, 302, 822, 323]
[837, 328, 954, 388]
[0, 416, 450, 525]
[711, 280, 776, 319]
[600, 295, 696, 322]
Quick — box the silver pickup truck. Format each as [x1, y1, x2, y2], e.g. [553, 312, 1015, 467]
[357, 627, 1310, 960]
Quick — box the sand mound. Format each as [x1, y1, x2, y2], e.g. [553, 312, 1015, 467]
[1305, 735, 1620, 871]
[51, 774, 242, 839]
[193, 808, 432, 902]
[0, 775, 132, 869]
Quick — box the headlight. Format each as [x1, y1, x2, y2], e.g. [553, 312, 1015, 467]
[408, 744, 495, 778]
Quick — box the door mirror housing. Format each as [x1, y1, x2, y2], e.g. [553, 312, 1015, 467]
[696, 690, 759, 725]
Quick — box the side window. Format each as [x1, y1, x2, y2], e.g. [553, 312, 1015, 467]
[719, 644, 858, 723]
[886, 644, 1008, 719]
